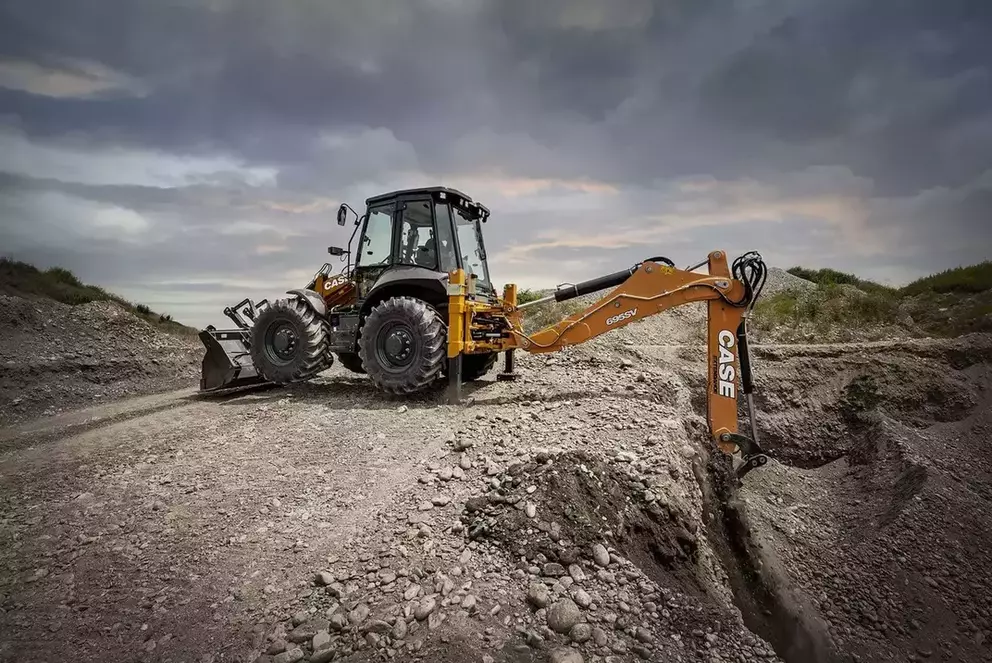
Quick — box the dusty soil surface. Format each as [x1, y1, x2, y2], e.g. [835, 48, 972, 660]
[2, 287, 991, 663]
[0, 295, 201, 427]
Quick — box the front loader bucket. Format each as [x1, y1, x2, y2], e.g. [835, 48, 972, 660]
[198, 328, 269, 392]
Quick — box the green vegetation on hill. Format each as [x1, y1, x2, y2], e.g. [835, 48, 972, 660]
[0, 258, 196, 335]
[755, 261, 992, 339]
[754, 284, 899, 330]
[900, 260, 992, 296]
[786, 266, 896, 296]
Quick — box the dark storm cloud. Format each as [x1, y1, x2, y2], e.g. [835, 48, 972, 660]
[696, 0, 992, 193]
[3, 0, 989, 184]
[1, 0, 990, 327]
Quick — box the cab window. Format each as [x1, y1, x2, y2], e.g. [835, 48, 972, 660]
[358, 206, 393, 267]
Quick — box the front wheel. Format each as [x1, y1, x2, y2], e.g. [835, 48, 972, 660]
[249, 297, 330, 384]
[358, 297, 447, 395]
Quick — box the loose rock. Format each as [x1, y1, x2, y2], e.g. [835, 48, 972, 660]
[592, 543, 610, 567]
[547, 598, 582, 634]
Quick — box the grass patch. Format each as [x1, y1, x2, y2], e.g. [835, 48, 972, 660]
[786, 266, 895, 296]
[753, 283, 899, 332]
[0, 257, 198, 336]
[900, 261, 992, 296]
[757, 261, 992, 339]
[516, 288, 545, 305]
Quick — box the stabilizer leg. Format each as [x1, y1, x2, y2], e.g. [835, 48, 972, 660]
[447, 354, 463, 404]
[496, 349, 519, 382]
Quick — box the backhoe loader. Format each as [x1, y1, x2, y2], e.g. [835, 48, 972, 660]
[199, 186, 770, 478]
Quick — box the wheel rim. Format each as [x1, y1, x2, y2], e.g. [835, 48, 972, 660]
[375, 321, 417, 372]
[264, 321, 298, 365]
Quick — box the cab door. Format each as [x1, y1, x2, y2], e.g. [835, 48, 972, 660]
[354, 201, 395, 298]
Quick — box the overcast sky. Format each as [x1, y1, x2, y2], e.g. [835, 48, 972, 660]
[1, 0, 990, 328]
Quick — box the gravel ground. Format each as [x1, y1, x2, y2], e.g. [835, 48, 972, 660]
[1, 282, 991, 663]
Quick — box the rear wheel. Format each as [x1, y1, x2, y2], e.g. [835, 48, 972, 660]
[359, 296, 446, 395]
[249, 297, 330, 384]
[336, 352, 365, 374]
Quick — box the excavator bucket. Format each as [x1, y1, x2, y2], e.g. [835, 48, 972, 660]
[198, 328, 269, 392]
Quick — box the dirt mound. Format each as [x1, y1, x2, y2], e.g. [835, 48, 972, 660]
[749, 334, 992, 467]
[762, 267, 817, 297]
[453, 447, 787, 662]
[743, 336, 992, 663]
[0, 294, 202, 426]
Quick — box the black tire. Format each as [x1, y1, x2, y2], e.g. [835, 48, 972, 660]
[461, 352, 498, 381]
[336, 352, 366, 374]
[358, 296, 446, 395]
[249, 297, 330, 384]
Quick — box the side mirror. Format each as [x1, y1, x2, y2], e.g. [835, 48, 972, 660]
[336, 204, 348, 226]
[328, 246, 347, 256]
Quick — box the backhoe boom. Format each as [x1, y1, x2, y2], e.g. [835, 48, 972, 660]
[445, 249, 770, 479]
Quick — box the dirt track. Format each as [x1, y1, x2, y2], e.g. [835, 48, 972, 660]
[2, 331, 991, 663]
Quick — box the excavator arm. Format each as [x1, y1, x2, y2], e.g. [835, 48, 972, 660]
[447, 250, 770, 479]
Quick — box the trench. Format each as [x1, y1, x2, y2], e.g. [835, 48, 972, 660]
[692, 452, 843, 663]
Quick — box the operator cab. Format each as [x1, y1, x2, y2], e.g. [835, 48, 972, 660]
[347, 186, 494, 300]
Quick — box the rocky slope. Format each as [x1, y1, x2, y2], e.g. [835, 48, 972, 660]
[0, 294, 201, 426]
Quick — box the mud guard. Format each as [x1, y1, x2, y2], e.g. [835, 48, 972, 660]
[286, 288, 327, 317]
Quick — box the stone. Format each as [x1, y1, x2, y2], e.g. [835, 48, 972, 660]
[314, 571, 334, 586]
[549, 648, 584, 663]
[415, 597, 437, 621]
[312, 631, 331, 651]
[365, 620, 391, 634]
[273, 649, 304, 663]
[527, 583, 550, 609]
[287, 624, 315, 644]
[572, 588, 592, 608]
[392, 618, 408, 640]
[543, 563, 566, 577]
[547, 599, 582, 634]
[568, 564, 586, 583]
[592, 543, 610, 567]
[592, 627, 608, 646]
[348, 603, 370, 625]
[404, 583, 422, 600]
[570, 623, 592, 643]
[310, 650, 336, 663]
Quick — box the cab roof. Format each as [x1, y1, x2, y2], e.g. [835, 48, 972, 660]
[365, 186, 473, 206]
[365, 186, 489, 220]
